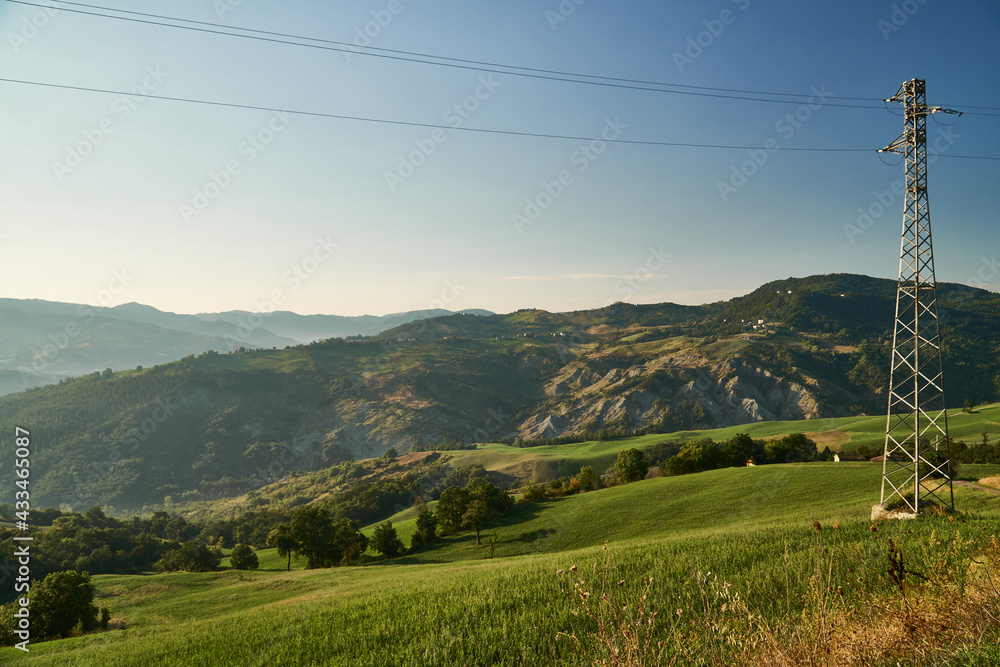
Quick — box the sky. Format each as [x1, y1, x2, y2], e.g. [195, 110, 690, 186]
[0, 0, 998, 317]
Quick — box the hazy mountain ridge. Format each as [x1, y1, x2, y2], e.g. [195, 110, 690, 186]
[0, 299, 493, 396]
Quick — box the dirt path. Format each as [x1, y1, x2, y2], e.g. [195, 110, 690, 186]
[953, 480, 1000, 496]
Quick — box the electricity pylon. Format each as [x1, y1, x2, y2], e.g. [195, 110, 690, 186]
[876, 79, 960, 514]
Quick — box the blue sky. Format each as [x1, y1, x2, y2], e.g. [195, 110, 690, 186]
[0, 0, 997, 316]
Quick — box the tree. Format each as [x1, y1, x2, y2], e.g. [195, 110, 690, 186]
[722, 433, 754, 467]
[380, 448, 399, 462]
[765, 433, 818, 463]
[267, 524, 298, 572]
[371, 520, 404, 559]
[782, 433, 818, 461]
[671, 439, 720, 473]
[576, 465, 599, 491]
[436, 486, 472, 534]
[522, 484, 548, 502]
[468, 478, 514, 514]
[1, 571, 101, 641]
[614, 448, 649, 483]
[410, 507, 438, 550]
[331, 517, 368, 565]
[229, 543, 259, 570]
[462, 499, 490, 545]
[289, 508, 368, 568]
[154, 542, 221, 572]
[290, 506, 336, 569]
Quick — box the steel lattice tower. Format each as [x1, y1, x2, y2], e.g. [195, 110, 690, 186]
[876, 79, 957, 514]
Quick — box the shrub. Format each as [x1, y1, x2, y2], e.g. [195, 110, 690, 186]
[229, 543, 259, 570]
[614, 449, 649, 483]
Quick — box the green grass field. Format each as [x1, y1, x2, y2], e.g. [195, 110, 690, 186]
[4, 460, 998, 665]
[442, 404, 1000, 486]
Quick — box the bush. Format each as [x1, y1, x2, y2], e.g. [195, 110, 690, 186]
[0, 571, 100, 645]
[371, 521, 404, 559]
[154, 542, 221, 572]
[522, 484, 548, 502]
[576, 465, 600, 491]
[229, 543, 259, 570]
[409, 507, 438, 550]
[614, 448, 649, 483]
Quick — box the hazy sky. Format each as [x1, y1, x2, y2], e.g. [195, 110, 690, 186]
[1, 0, 998, 317]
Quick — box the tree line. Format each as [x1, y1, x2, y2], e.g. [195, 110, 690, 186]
[518, 434, 823, 501]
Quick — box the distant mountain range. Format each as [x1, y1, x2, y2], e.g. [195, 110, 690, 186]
[0, 298, 492, 396]
[1, 273, 997, 512]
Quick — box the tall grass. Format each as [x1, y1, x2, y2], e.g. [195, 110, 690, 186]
[558, 523, 1000, 666]
[2, 466, 997, 666]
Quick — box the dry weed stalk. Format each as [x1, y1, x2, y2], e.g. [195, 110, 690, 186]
[745, 528, 1000, 666]
[556, 543, 677, 666]
[557, 529, 1000, 666]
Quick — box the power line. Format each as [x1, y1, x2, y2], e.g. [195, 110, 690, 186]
[11, 1, 1000, 117]
[58, 1, 1000, 115]
[4, 75, 999, 161]
[0, 0, 890, 111]
[0, 76, 870, 152]
[24, 1, 883, 103]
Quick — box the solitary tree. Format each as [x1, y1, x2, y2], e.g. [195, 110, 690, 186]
[289, 506, 335, 569]
[267, 524, 298, 572]
[462, 500, 490, 545]
[371, 520, 404, 559]
[229, 543, 259, 570]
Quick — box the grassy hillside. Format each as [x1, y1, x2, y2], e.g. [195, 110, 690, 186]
[3, 463, 998, 665]
[2, 273, 997, 513]
[442, 404, 1000, 484]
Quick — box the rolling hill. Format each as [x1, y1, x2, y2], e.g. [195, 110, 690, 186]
[1, 273, 997, 512]
[2, 461, 998, 665]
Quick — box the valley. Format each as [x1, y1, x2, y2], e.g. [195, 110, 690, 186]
[1, 273, 998, 514]
[1, 273, 998, 665]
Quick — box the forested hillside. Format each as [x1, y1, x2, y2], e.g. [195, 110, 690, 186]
[1, 273, 997, 511]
